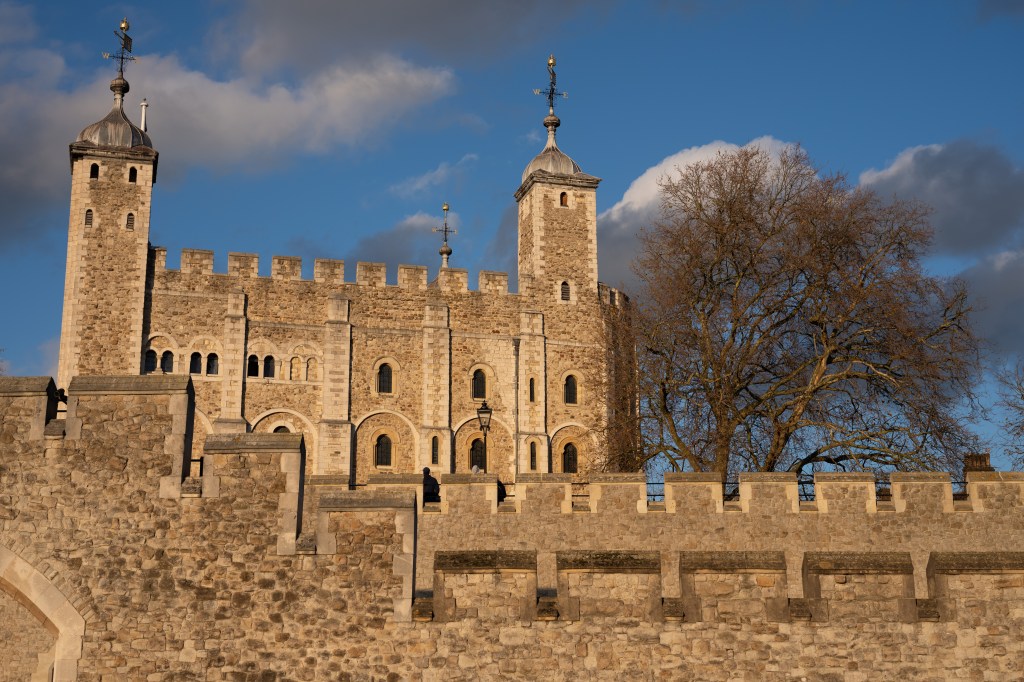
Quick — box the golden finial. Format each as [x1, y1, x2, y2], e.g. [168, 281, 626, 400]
[120, 17, 130, 32]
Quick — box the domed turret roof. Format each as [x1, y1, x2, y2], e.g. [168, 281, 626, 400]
[521, 114, 582, 182]
[75, 76, 153, 149]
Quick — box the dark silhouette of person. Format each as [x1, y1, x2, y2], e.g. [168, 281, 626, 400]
[422, 467, 441, 504]
[497, 478, 507, 504]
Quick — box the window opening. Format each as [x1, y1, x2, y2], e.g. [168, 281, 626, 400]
[84, 209, 93, 228]
[470, 438, 486, 471]
[247, 355, 259, 377]
[144, 349, 157, 373]
[306, 358, 318, 381]
[431, 436, 439, 465]
[562, 443, 578, 474]
[273, 426, 290, 433]
[128, 167, 138, 183]
[89, 163, 99, 179]
[160, 351, 174, 373]
[560, 281, 570, 301]
[564, 375, 578, 405]
[375, 435, 392, 467]
[530, 442, 537, 470]
[472, 369, 486, 400]
[290, 357, 302, 381]
[529, 378, 535, 402]
[377, 363, 393, 394]
[189, 352, 202, 374]
[263, 355, 275, 378]
[559, 192, 568, 207]
[206, 353, 219, 375]
[125, 213, 135, 231]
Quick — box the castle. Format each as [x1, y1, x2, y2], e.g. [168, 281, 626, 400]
[2, 25, 1024, 682]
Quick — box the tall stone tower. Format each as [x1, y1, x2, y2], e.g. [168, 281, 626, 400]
[514, 55, 600, 305]
[57, 21, 158, 390]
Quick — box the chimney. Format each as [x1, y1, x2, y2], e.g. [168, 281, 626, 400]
[963, 452, 995, 473]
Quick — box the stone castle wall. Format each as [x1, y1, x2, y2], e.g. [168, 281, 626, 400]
[2, 375, 1023, 680]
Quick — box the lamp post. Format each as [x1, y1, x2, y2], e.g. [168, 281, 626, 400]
[476, 400, 492, 472]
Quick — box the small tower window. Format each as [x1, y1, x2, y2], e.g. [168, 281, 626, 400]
[609, 290, 616, 305]
[160, 351, 174, 373]
[189, 352, 202, 374]
[529, 378, 535, 403]
[144, 349, 157, 373]
[431, 436, 439, 465]
[290, 357, 302, 381]
[560, 281, 570, 301]
[564, 375, 578, 405]
[559, 192, 568, 207]
[375, 434, 393, 467]
[206, 353, 219, 375]
[84, 209, 93, 227]
[247, 355, 259, 377]
[89, 163, 99, 179]
[128, 167, 138, 183]
[125, 213, 135, 231]
[562, 443, 578, 474]
[470, 438, 486, 471]
[263, 355, 275, 378]
[377, 363, 393, 394]
[530, 442, 537, 471]
[306, 357, 318, 381]
[472, 369, 486, 400]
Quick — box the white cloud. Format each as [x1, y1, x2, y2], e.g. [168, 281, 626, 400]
[389, 153, 478, 198]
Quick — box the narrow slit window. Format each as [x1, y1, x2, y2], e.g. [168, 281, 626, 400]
[160, 350, 174, 373]
[89, 163, 99, 179]
[375, 435, 392, 467]
[290, 357, 302, 381]
[189, 352, 202, 374]
[306, 357, 318, 381]
[564, 375, 578, 405]
[529, 378, 535, 402]
[431, 436, 439, 465]
[206, 353, 219, 375]
[562, 443, 578, 474]
[472, 369, 486, 400]
[377, 363, 393, 394]
[128, 167, 138, 183]
[470, 438, 486, 471]
[247, 355, 259, 377]
[529, 442, 537, 471]
[84, 209, 93, 227]
[560, 281, 570, 301]
[144, 349, 157, 373]
[263, 355, 275, 378]
[125, 213, 135, 231]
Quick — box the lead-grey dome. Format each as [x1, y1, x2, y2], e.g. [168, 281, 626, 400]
[522, 114, 582, 182]
[75, 76, 153, 149]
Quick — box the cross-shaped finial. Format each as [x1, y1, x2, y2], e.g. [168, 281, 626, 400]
[533, 54, 568, 116]
[102, 17, 136, 76]
[432, 202, 456, 269]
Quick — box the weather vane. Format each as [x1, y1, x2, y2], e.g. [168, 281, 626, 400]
[533, 54, 568, 116]
[102, 17, 135, 75]
[432, 202, 456, 269]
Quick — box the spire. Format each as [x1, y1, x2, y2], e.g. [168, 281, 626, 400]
[521, 54, 581, 182]
[103, 17, 136, 108]
[432, 202, 456, 269]
[534, 54, 568, 152]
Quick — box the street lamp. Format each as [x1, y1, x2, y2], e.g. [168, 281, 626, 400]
[476, 400, 492, 471]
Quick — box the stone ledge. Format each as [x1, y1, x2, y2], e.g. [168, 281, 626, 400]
[318, 491, 415, 511]
[204, 433, 303, 453]
[367, 474, 422, 485]
[70, 374, 191, 395]
[890, 472, 950, 482]
[814, 472, 876, 482]
[738, 472, 796, 482]
[556, 550, 660, 573]
[679, 551, 786, 572]
[967, 471, 1024, 482]
[805, 552, 913, 574]
[440, 474, 498, 484]
[515, 473, 573, 484]
[664, 472, 724, 483]
[590, 473, 646, 483]
[435, 550, 537, 573]
[0, 376, 56, 396]
[928, 552, 1024, 574]
[307, 475, 350, 486]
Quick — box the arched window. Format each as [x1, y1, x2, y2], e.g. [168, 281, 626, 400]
[290, 357, 302, 381]
[377, 363, 393, 394]
[306, 358, 318, 381]
[128, 167, 138, 183]
[247, 355, 259, 377]
[84, 209, 93, 228]
[529, 442, 537, 471]
[206, 353, 219, 375]
[89, 163, 99, 179]
[560, 281, 570, 301]
[160, 350, 174, 373]
[564, 375, 577, 405]
[470, 438, 486, 471]
[559, 191, 568, 207]
[472, 369, 486, 400]
[273, 425, 290, 433]
[529, 378, 535, 403]
[562, 443, 578, 474]
[263, 355, 275, 378]
[375, 434, 392, 467]
[125, 213, 135, 231]
[431, 436, 439, 465]
[144, 349, 157, 373]
[189, 352, 202, 374]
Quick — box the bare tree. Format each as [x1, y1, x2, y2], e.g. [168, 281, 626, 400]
[634, 146, 981, 475]
[996, 362, 1024, 470]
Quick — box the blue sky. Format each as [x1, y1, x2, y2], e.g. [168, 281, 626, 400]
[2, 1, 1023, 458]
